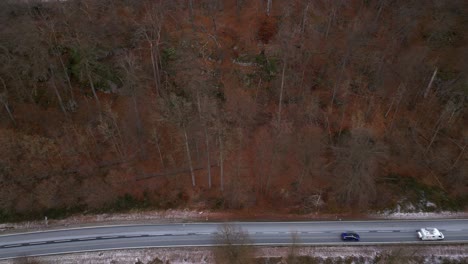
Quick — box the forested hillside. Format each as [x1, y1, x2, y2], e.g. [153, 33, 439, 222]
[0, 0, 466, 221]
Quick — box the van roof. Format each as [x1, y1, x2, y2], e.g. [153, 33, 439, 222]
[420, 228, 441, 236]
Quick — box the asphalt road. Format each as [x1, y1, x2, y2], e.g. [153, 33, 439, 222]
[1, 219, 467, 260]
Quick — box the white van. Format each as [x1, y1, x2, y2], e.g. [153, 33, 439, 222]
[417, 228, 444, 240]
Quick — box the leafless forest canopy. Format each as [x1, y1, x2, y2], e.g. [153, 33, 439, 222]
[0, 0, 466, 221]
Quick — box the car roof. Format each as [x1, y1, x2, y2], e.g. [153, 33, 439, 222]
[342, 232, 359, 236]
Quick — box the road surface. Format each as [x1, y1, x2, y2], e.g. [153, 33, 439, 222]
[1, 219, 467, 260]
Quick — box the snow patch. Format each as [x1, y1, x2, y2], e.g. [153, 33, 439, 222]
[372, 211, 468, 219]
[1, 245, 466, 264]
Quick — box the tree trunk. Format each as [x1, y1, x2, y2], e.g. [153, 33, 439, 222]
[189, 0, 194, 25]
[325, 111, 332, 141]
[450, 144, 467, 170]
[325, 6, 336, 39]
[338, 102, 347, 137]
[196, 91, 212, 188]
[425, 114, 444, 153]
[423, 68, 438, 98]
[301, 1, 311, 35]
[59, 56, 75, 102]
[0, 77, 15, 125]
[385, 93, 397, 118]
[218, 133, 224, 191]
[50, 65, 68, 116]
[205, 126, 212, 188]
[85, 62, 101, 109]
[236, 0, 243, 19]
[298, 166, 308, 185]
[330, 55, 347, 112]
[387, 93, 402, 134]
[149, 41, 160, 96]
[50, 24, 75, 102]
[266, 0, 272, 16]
[277, 58, 287, 126]
[375, 0, 386, 22]
[109, 111, 125, 159]
[184, 126, 196, 187]
[153, 130, 165, 169]
[2, 101, 15, 125]
[132, 94, 145, 158]
[386, 84, 405, 133]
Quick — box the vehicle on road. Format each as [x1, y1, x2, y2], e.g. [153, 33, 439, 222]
[341, 232, 360, 241]
[417, 228, 444, 240]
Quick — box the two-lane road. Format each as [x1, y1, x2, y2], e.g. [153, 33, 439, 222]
[1, 219, 467, 260]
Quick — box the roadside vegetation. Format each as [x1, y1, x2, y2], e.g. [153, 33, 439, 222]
[12, 257, 44, 264]
[10, 244, 468, 263]
[214, 224, 255, 264]
[0, 0, 466, 222]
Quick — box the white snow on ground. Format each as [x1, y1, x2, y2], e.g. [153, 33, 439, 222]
[1, 208, 467, 234]
[371, 211, 468, 219]
[0, 248, 212, 264]
[0, 245, 466, 264]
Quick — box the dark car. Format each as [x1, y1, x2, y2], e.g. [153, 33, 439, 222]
[341, 232, 360, 241]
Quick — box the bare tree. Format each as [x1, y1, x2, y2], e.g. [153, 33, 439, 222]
[0, 77, 15, 124]
[423, 67, 438, 98]
[277, 57, 287, 126]
[188, 0, 194, 25]
[196, 91, 214, 188]
[296, 127, 324, 185]
[332, 128, 386, 208]
[84, 61, 102, 109]
[65, 30, 103, 109]
[385, 83, 406, 134]
[286, 232, 303, 264]
[97, 104, 126, 159]
[214, 107, 229, 192]
[266, 0, 272, 16]
[213, 224, 255, 264]
[425, 97, 463, 154]
[137, 1, 164, 97]
[151, 128, 166, 169]
[325, 1, 342, 39]
[300, 0, 311, 35]
[218, 130, 225, 191]
[36, 6, 76, 105]
[330, 51, 349, 113]
[118, 52, 146, 158]
[161, 93, 196, 187]
[49, 64, 68, 116]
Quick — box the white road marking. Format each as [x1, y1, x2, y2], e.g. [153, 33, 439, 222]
[3, 244, 21, 248]
[29, 241, 47, 245]
[54, 239, 71, 242]
[124, 235, 142, 238]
